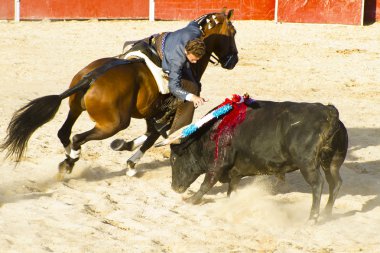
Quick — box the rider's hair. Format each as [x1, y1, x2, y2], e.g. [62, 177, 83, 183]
[185, 38, 206, 58]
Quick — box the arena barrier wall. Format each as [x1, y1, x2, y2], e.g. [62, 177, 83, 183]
[276, 0, 364, 25]
[0, 0, 379, 24]
[0, 0, 149, 20]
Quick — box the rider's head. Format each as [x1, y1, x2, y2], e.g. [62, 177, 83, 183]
[185, 38, 206, 64]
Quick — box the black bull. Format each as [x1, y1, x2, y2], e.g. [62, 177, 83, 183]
[170, 100, 348, 221]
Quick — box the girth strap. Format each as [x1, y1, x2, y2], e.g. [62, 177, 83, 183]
[59, 58, 144, 99]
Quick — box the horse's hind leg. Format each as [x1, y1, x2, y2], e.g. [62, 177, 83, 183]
[57, 109, 82, 155]
[58, 125, 121, 177]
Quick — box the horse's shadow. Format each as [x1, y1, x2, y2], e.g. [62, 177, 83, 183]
[0, 192, 55, 206]
[70, 158, 171, 182]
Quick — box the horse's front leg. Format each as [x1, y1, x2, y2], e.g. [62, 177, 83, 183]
[125, 119, 163, 176]
[110, 134, 148, 152]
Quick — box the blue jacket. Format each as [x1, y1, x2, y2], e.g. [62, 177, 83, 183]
[162, 21, 202, 101]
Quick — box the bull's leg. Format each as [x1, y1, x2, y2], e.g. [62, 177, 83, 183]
[323, 157, 343, 216]
[227, 168, 242, 196]
[185, 169, 222, 204]
[300, 166, 324, 223]
[227, 176, 242, 197]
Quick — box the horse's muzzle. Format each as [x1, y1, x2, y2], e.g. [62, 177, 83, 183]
[221, 54, 238, 70]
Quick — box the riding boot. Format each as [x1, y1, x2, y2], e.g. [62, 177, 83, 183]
[153, 111, 174, 138]
[153, 97, 179, 138]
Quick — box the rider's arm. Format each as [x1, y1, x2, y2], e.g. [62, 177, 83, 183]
[167, 63, 191, 101]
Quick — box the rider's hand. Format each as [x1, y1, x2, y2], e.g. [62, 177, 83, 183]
[191, 95, 208, 108]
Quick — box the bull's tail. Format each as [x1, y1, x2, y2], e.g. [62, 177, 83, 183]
[319, 104, 348, 171]
[1, 78, 91, 163]
[318, 104, 348, 214]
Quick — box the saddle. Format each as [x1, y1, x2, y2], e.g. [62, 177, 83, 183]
[121, 33, 169, 94]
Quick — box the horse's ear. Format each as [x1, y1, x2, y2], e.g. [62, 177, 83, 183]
[221, 7, 227, 15]
[227, 9, 234, 20]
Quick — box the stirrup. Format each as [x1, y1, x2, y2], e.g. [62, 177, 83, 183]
[153, 120, 170, 139]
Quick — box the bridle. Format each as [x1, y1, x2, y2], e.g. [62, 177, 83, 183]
[195, 13, 238, 69]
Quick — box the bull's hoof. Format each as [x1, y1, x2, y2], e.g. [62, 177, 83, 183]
[306, 218, 318, 226]
[110, 139, 133, 151]
[183, 195, 202, 205]
[323, 206, 333, 217]
[307, 213, 319, 225]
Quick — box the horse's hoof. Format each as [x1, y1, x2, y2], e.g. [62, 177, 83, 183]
[56, 172, 65, 181]
[126, 160, 137, 177]
[110, 139, 132, 151]
[127, 160, 136, 169]
[58, 159, 73, 174]
[126, 169, 137, 177]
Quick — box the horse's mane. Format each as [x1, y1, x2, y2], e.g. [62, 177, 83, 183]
[193, 12, 221, 27]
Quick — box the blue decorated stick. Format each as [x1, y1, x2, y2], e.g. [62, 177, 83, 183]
[155, 103, 233, 146]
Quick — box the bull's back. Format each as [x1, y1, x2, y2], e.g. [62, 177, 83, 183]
[230, 101, 345, 175]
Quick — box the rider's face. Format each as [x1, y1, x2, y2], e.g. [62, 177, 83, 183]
[185, 51, 201, 64]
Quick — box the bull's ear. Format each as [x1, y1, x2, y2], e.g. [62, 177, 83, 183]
[227, 9, 234, 20]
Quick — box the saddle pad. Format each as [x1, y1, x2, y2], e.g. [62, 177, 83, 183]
[125, 50, 169, 94]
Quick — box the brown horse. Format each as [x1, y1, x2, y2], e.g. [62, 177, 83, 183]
[1, 9, 238, 178]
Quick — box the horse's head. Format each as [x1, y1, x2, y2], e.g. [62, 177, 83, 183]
[195, 9, 238, 70]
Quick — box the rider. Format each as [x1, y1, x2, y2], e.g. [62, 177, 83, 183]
[154, 21, 208, 134]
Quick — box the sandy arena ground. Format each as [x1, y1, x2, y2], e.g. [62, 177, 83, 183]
[0, 19, 379, 252]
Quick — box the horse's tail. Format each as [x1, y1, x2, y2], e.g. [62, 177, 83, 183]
[1, 77, 92, 162]
[1, 95, 63, 162]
